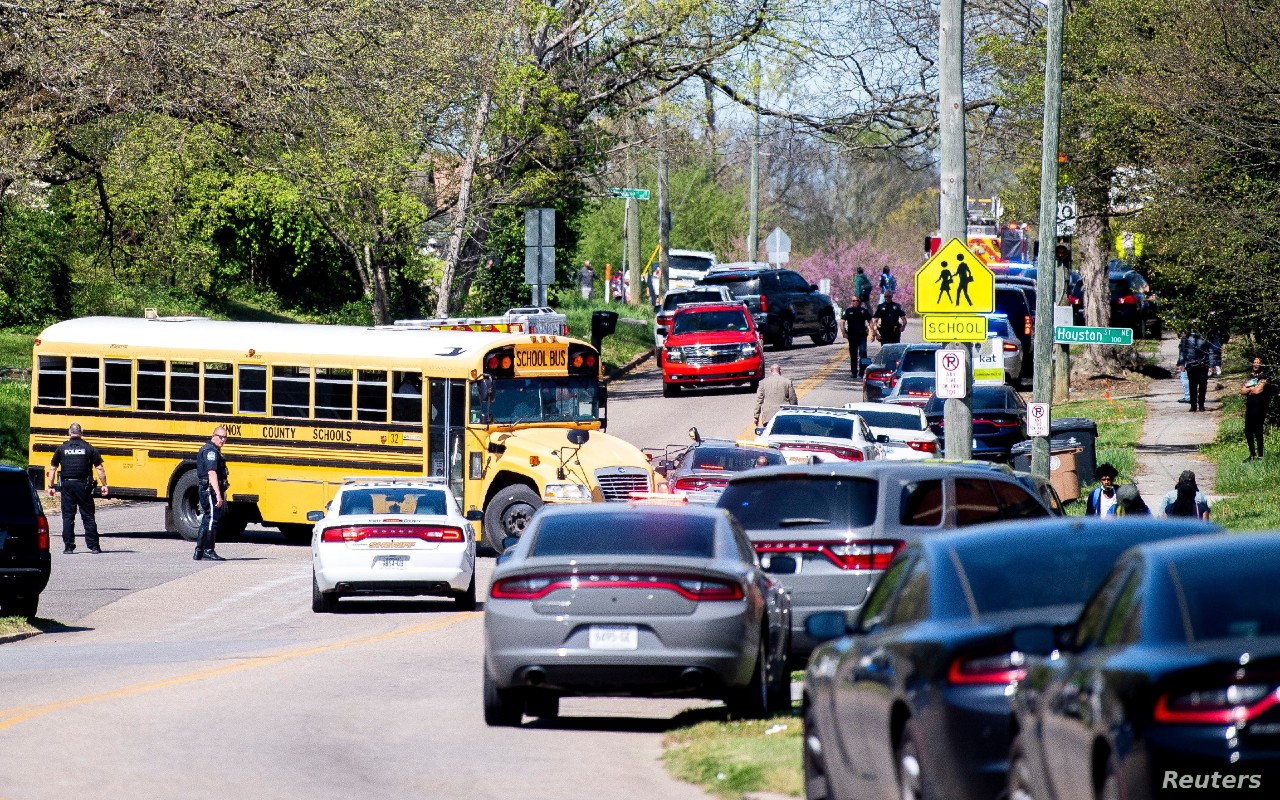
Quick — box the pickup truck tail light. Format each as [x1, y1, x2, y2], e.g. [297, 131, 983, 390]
[759, 294, 769, 313]
[37, 515, 49, 551]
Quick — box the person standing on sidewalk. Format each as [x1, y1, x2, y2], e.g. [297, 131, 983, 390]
[1176, 331, 1191, 403]
[1177, 329, 1211, 412]
[48, 422, 108, 554]
[1085, 463, 1121, 516]
[194, 426, 230, 561]
[854, 267, 873, 305]
[1241, 356, 1270, 461]
[842, 295, 873, 379]
[754, 364, 797, 429]
[577, 261, 595, 300]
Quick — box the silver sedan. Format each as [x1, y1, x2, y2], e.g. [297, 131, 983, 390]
[483, 502, 792, 725]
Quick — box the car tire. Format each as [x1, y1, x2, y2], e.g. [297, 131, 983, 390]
[525, 692, 560, 719]
[766, 630, 791, 714]
[170, 470, 202, 542]
[811, 311, 838, 345]
[1007, 733, 1041, 800]
[483, 484, 542, 554]
[747, 380, 759, 394]
[774, 319, 795, 350]
[803, 705, 832, 800]
[725, 633, 770, 720]
[663, 382, 680, 398]
[896, 720, 936, 800]
[311, 571, 338, 613]
[3, 594, 38, 620]
[453, 574, 477, 611]
[483, 669, 524, 727]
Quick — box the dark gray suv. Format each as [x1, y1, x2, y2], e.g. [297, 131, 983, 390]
[698, 266, 838, 349]
[716, 461, 1051, 661]
[1, 466, 51, 619]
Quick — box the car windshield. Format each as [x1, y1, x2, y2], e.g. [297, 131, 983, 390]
[1176, 560, 1280, 641]
[339, 488, 448, 516]
[531, 513, 717, 558]
[899, 349, 940, 373]
[952, 540, 1139, 615]
[672, 309, 749, 334]
[668, 254, 715, 275]
[872, 346, 907, 371]
[472, 376, 599, 424]
[987, 319, 1015, 338]
[853, 409, 926, 431]
[770, 414, 854, 440]
[663, 291, 725, 311]
[691, 447, 785, 471]
[719, 476, 878, 529]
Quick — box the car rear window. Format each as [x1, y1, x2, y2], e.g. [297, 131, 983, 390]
[339, 488, 447, 516]
[672, 309, 750, 334]
[669, 255, 715, 274]
[719, 477, 878, 530]
[531, 513, 717, 558]
[898, 376, 935, 394]
[854, 409, 926, 431]
[925, 389, 1014, 414]
[952, 539, 1140, 615]
[0, 472, 39, 523]
[770, 414, 854, 440]
[699, 275, 760, 296]
[1175, 560, 1280, 641]
[692, 447, 785, 471]
[899, 349, 939, 373]
[664, 290, 725, 310]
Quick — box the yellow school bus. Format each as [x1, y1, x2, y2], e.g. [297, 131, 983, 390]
[28, 315, 653, 550]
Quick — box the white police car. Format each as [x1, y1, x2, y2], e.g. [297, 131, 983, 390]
[310, 477, 477, 613]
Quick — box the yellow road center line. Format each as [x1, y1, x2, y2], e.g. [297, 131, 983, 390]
[0, 612, 476, 732]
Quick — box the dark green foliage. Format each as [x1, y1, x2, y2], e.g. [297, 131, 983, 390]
[0, 204, 74, 329]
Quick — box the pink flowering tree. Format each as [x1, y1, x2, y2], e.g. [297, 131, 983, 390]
[791, 238, 916, 314]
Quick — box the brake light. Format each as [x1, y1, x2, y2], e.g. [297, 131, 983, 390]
[755, 540, 903, 570]
[887, 375, 899, 388]
[1003, 341, 1019, 352]
[1116, 294, 1138, 306]
[906, 440, 937, 453]
[948, 652, 1026, 685]
[1024, 316, 1033, 336]
[1069, 295, 1082, 305]
[321, 524, 464, 543]
[981, 418, 1022, 428]
[759, 294, 769, 313]
[865, 369, 892, 383]
[1154, 685, 1280, 724]
[672, 477, 729, 492]
[490, 573, 744, 601]
[781, 444, 864, 461]
[907, 389, 933, 397]
[36, 515, 49, 551]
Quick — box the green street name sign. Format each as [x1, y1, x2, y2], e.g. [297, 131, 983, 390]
[1054, 325, 1134, 346]
[608, 187, 650, 201]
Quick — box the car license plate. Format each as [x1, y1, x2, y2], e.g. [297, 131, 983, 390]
[374, 555, 408, 569]
[588, 625, 638, 650]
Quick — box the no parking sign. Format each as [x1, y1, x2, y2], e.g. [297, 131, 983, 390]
[935, 350, 966, 398]
[1027, 402, 1050, 437]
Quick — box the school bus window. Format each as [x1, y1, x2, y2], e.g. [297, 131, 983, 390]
[272, 365, 311, 418]
[137, 360, 166, 411]
[356, 369, 388, 422]
[104, 359, 133, 408]
[315, 367, 354, 421]
[239, 364, 267, 414]
[171, 361, 199, 413]
[472, 376, 599, 424]
[37, 356, 67, 406]
[392, 371, 422, 424]
[70, 357, 100, 408]
[204, 362, 233, 415]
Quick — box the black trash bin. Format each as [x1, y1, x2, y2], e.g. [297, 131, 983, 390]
[1050, 417, 1098, 486]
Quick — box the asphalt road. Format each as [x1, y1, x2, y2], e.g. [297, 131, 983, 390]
[0, 332, 884, 800]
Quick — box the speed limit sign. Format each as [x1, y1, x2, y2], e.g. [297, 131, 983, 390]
[1027, 402, 1050, 437]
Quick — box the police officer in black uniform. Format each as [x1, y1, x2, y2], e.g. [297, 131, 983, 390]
[195, 426, 230, 561]
[48, 422, 108, 554]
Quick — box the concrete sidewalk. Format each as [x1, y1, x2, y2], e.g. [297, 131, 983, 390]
[1132, 335, 1225, 509]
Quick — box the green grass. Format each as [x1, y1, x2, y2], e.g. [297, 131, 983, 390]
[0, 332, 35, 370]
[0, 616, 39, 638]
[664, 712, 803, 799]
[1202, 392, 1280, 530]
[1053, 397, 1146, 494]
[555, 291, 655, 374]
[0, 380, 30, 467]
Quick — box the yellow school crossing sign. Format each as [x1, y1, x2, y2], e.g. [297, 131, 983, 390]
[915, 238, 995, 315]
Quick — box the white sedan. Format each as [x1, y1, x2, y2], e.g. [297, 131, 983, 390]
[310, 477, 477, 613]
[756, 406, 883, 463]
[842, 402, 939, 460]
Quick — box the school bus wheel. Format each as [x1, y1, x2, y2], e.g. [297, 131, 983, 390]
[483, 483, 542, 554]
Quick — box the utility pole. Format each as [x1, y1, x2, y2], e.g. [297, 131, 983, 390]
[658, 146, 671, 297]
[939, 0, 971, 459]
[747, 49, 761, 261]
[625, 118, 642, 307]
[1031, 0, 1066, 479]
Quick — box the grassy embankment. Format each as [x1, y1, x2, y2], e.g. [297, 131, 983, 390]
[554, 291, 655, 374]
[0, 332, 35, 467]
[1201, 345, 1280, 529]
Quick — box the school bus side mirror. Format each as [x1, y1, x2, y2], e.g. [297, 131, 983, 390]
[306, 510, 324, 522]
[478, 374, 496, 403]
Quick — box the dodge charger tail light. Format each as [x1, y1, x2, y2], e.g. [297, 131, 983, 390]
[906, 440, 937, 453]
[322, 524, 464, 543]
[490, 573, 744, 601]
[1154, 684, 1280, 724]
[948, 651, 1027, 685]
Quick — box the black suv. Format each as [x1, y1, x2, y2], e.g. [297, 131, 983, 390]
[698, 265, 838, 349]
[1, 466, 51, 618]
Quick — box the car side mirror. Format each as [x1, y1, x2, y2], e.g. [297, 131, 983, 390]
[810, 283, 819, 291]
[876, 434, 891, 444]
[465, 509, 484, 522]
[306, 510, 324, 522]
[501, 535, 521, 552]
[754, 427, 765, 436]
[805, 611, 850, 643]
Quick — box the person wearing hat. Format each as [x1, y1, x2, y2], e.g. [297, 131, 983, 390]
[1085, 463, 1121, 516]
[1114, 483, 1152, 517]
[1161, 470, 1211, 519]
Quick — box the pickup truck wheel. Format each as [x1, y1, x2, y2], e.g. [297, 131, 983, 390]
[774, 319, 795, 350]
[811, 311, 838, 345]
